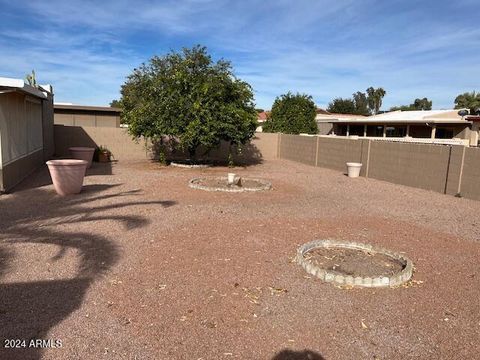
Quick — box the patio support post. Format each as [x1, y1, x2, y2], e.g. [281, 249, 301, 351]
[406, 125, 410, 137]
[382, 125, 386, 137]
[363, 124, 367, 137]
[346, 125, 350, 136]
[431, 124, 437, 139]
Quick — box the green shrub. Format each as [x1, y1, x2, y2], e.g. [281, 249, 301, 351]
[263, 92, 317, 134]
[120, 45, 258, 160]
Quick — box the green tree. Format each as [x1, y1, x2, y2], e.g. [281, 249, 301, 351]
[413, 97, 432, 110]
[366, 87, 386, 115]
[327, 91, 370, 115]
[120, 45, 257, 159]
[110, 99, 121, 107]
[454, 91, 480, 115]
[263, 92, 317, 134]
[390, 97, 432, 111]
[327, 97, 356, 114]
[352, 91, 370, 115]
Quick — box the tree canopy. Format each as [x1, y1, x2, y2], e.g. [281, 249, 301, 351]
[327, 91, 369, 115]
[454, 91, 480, 115]
[327, 88, 384, 115]
[110, 99, 121, 108]
[390, 97, 432, 111]
[366, 87, 386, 115]
[120, 45, 257, 158]
[327, 98, 356, 114]
[263, 92, 317, 134]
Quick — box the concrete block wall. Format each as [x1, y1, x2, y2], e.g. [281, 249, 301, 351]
[458, 147, 480, 200]
[54, 126, 279, 164]
[277, 133, 480, 201]
[367, 141, 451, 194]
[279, 134, 317, 165]
[316, 137, 368, 174]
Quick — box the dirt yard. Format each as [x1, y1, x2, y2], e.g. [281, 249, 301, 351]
[0, 159, 479, 359]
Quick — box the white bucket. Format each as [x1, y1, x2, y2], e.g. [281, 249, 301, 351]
[227, 173, 236, 185]
[346, 162, 362, 178]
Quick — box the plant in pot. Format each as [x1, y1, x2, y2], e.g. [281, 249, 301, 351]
[96, 146, 112, 163]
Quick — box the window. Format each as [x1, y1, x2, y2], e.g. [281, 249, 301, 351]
[435, 128, 454, 139]
[349, 125, 364, 136]
[366, 125, 384, 137]
[386, 126, 407, 137]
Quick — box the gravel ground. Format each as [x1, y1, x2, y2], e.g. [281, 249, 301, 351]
[0, 159, 479, 360]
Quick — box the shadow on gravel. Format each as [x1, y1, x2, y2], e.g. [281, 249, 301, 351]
[0, 182, 176, 359]
[272, 349, 326, 360]
[9, 161, 114, 194]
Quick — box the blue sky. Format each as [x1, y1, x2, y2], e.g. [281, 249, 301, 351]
[1, 0, 478, 110]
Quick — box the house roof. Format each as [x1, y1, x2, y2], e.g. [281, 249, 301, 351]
[0, 76, 49, 99]
[257, 111, 270, 122]
[315, 108, 366, 120]
[54, 103, 122, 113]
[319, 110, 470, 124]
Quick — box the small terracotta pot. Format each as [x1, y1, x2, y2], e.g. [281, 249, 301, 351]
[46, 159, 88, 196]
[69, 147, 95, 168]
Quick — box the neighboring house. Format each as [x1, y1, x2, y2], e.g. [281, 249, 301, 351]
[256, 111, 270, 132]
[0, 77, 54, 192]
[54, 104, 121, 128]
[317, 110, 477, 146]
[315, 109, 366, 135]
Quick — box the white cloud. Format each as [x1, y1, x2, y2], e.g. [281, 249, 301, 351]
[0, 0, 478, 109]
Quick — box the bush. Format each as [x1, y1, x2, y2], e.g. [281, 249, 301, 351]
[263, 92, 317, 134]
[120, 45, 258, 159]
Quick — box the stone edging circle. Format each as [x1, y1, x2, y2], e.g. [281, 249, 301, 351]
[170, 161, 212, 168]
[297, 239, 413, 288]
[188, 177, 272, 192]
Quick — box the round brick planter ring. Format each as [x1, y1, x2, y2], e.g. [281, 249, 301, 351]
[297, 240, 413, 288]
[170, 161, 212, 168]
[189, 177, 272, 192]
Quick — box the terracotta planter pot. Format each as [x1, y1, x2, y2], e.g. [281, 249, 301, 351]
[46, 159, 88, 196]
[69, 147, 95, 168]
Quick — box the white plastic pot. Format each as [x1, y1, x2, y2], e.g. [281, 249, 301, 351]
[346, 162, 362, 178]
[227, 173, 236, 185]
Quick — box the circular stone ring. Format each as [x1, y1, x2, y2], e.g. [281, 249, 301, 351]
[188, 177, 272, 192]
[297, 239, 413, 288]
[170, 161, 212, 168]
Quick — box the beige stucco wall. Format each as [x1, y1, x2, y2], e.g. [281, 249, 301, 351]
[317, 122, 333, 135]
[54, 125, 149, 160]
[54, 112, 120, 127]
[54, 126, 279, 164]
